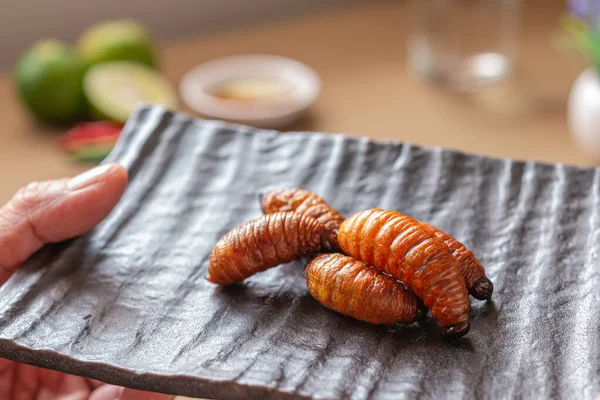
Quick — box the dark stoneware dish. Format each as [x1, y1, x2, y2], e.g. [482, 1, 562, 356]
[0, 106, 597, 399]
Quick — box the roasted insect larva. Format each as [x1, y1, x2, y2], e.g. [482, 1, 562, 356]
[260, 188, 344, 249]
[421, 223, 493, 300]
[208, 212, 326, 285]
[306, 253, 427, 325]
[338, 209, 471, 337]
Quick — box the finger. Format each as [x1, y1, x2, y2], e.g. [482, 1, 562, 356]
[89, 384, 124, 400]
[119, 388, 175, 400]
[0, 163, 128, 285]
[86, 378, 109, 389]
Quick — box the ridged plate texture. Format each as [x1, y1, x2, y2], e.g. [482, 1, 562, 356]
[1, 106, 598, 399]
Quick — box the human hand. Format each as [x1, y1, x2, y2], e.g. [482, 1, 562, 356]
[0, 164, 173, 400]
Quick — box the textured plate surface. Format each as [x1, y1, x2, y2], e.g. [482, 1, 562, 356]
[1, 106, 599, 400]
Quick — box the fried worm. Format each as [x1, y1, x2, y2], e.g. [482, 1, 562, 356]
[338, 209, 471, 337]
[422, 223, 493, 300]
[261, 188, 344, 249]
[208, 212, 326, 285]
[306, 253, 426, 325]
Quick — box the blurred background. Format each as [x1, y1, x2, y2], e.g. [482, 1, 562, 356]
[0, 0, 596, 205]
[0, 0, 361, 68]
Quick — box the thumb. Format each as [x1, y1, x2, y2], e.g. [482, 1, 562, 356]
[0, 163, 128, 285]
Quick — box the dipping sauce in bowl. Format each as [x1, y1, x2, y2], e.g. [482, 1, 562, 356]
[208, 77, 293, 102]
[179, 55, 321, 129]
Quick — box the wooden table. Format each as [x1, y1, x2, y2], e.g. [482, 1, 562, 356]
[0, 0, 584, 203]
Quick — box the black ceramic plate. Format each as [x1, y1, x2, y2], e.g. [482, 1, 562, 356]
[1, 106, 598, 400]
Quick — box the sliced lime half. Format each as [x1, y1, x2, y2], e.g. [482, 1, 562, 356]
[84, 61, 178, 123]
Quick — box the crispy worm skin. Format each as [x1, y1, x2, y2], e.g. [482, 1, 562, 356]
[306, 253, 426, 325]
[338, 209, 470, 332]
[421, 223, 493, 300]
[208, 212, 325, 285]
[261, 188, 344, 249]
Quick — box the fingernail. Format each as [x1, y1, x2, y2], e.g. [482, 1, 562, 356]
[68, 164, 117, 190]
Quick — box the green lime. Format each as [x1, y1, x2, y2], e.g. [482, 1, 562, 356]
[83, 61, 178, 123]
[14, 39, 86, 124]
[77, 20, 156, 69]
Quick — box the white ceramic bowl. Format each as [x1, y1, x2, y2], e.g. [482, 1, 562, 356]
[179, 54, 321, 129]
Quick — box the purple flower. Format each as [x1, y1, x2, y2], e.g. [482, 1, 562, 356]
[569, 0, 600, 20]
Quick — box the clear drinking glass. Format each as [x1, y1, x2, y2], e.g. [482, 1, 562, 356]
[408, 0, 522, 92]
